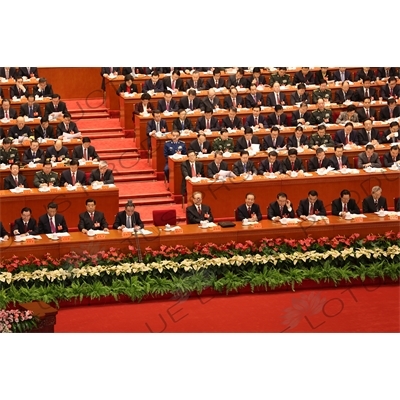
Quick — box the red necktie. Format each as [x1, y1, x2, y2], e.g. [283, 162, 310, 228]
[390, 109, 393, 118]
[269, 163, 273, 173]
[100, 173, 104, 181]
[166, 102, 170, 111]
[254, 117, 258, 125]
[206, 119, 210, 130]
[248, 140, 252, 148]
[277, 115, 280, 125]
[345, 135, 349, 144]
[191, 163, 196, 177]
[5, 110, 9, 119]
[189, 101, 193, 110]
[318, 159, 322, 168]
[280, 206, 283, 216]
[71, 172, 76, 185]
[24, 222, 28, 233]
[367, 157, 371, 163]
[291, 161, 295, 171]
[197, 206, 201, 214]
[390, 88, 393, 96]
[15, 176, 19, 186]
[232, 98, 236, 107]
[172, 80, 175, 90]
[248, 207, 252, 217]
[276, 94, 280, 104]
[365, 108, 369, 118]
[50, 218, 56, 233]
[90, 213, 94, 221]
[84, 148, 88, 160]
[309, 203, 314, 215]
[343, 203, 348, 212]
[338, 158, 342, 169]
[215, 80, 219, 88]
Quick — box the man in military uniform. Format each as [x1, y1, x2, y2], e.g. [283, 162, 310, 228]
[163, 130, 187, 182]
[309, 98, 333, 125]
[0, 137, 20, 164]
[270, 67, 291, 86]
[309, 124, 335, 149]
[312, 81, 332, 103]
[33, 162, 60, 187]
[212, 129, 234, 153]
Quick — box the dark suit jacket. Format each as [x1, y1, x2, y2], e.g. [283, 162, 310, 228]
[88, 169, 114, 184]
[33, 84, 53, 97]
[357, 107, 377, 123]
[163, 77, 184, 92]
[157, 98, 179, 112]
[397, 198, 400, 211]
[236, 203, 262, 221]
[377, 68, 398, 79]
[38, 213, 68, 234]
[60, 169, 86, 186]
[134, 102, 154, 115]
[181, 160, 204, 194]
[45, 146, 69, 161]
[383, 152, 400, 167]
[244, 115, 267, 128]
[195, 116, 220, 132]
[20, 103, 42, 118]
[314, 70, 332, 85]
[353, 87, 378, 102]
[267, 201, 295, 219]
[221, 116, 243, 130]
[296, 199, 327, 217]
[357, 152, 382, 168]
[333, 70, 352, 82]
[188, 139, 212, 154]
[290, 92, 310, 105]
[0, 67, 18, 79]
[205, 77, 225, 89]
[10, 84, 29, 98]
[329, 155, 350, 170]
[258, 159, 280, 174]
[0, 107, 18, 119]
[234, 136, 260, 152]
[223, 95, 245, 109]
[227, 76, 249, 89]
[4, 174, 28, 189]
[331, 198, 360, 216]
[202, 96, 220, 110]
[266, 92, 286, 107]
[362, 196, 388, 213]
[308, 156, 332, 171]
[18, 67, 39, 78]
[78, 211, 108, 231]
[172, 118, 193, 131]
[380, 84, 400, 100]
[142, 79, 164, 93]
[100, 67, 120, 90]
[72, 145, 100, 160]
[121, 67, 137, 75]
[56, 121, 79, 136]
[293, 71, 314, 84]
[232, 160, 257, 175]
[291, 110, 311, 126]
[8, 125, 32, 139]
[0, 222, 9, 237]
[185, 78, 205, 91]
[113, 210, 144, 229]
[334, 129, 359, 145]
[334, 90, 354, 104]
[116, 82, 138, 95]
[13, 217, 39, 235]
[34, 125, 55, 139]
[286, 134, 309, 148]
[186, 204, 214, 224]
[262, 135, 285, 150]
[354, 69, 376, 82]
[207, 160, 229, 178]
[178, 96, 202, 111]
[379, 105, 400, 121]
[280, 158, 305, 173]
[245, 93, 264, 108]
[44, 101, 68, 116]
[23, 148, 45, 164]
[267, 113, 287, 127]
[357, 128, 381, 145]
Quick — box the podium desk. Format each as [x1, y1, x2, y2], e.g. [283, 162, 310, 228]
[186, 170, 400, 219]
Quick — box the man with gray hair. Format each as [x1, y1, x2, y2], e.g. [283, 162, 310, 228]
[362, 186, 388, 213]
[88, 160, 114, 184]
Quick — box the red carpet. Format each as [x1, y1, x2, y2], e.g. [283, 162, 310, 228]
[55, 283, 399, 333]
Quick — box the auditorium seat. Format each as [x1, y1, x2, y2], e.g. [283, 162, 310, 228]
[353, 157, 358, 168]
[152, 209, 177, 226]
[85, 171, 91, 184]
[394, 197, 399, 211]
[234, 208, 240, 221]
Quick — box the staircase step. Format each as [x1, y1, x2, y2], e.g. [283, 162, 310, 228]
[81, 131, 125, 139]
[119, 197, 174, 206]
[72, 111, 110, 119]
[114, 174, 157, 182]
[99, 152, 140, 160]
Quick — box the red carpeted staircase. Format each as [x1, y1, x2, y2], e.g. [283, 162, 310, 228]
[64, 98, 187, 225]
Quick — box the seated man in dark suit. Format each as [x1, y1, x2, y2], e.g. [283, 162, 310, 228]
[0, 99, 18, 119]
[34, 117, 55, 140]
[397, 198, 400, 211]
[157, 90, 179, 112]
[44, 93, 68, 118]
[332, 189, 361, 216]
[207, 151, 229, 179]
[185, 70, 205, 91]
[266, 82, 286, 107]
[280, 148, 305, 174]
[357, 144, 382, 168]
[19, 93, 42, 118]
[354, 67, 376, 82]
[23, 140, 44, 164]
[142, 71, 164, 93]
[362, 186, 388, 213]
[221, 107, 244, 131]
[181, 150, 204, 195]
[19, 67, 39, 78]
[296, 190, 327, 219]
[0, 67, 18, 80]
[227, 67, 249, 89]
[267, 105, 287, 127]
[172, 109, 194, 132]
[357, 98, 377, 123]
[0, 221, 10, 240]
[334, 80, 354, 104]
[45, 139, 70, 162]
[287, 126, 309, 148]
[60, 160, 86, 187]
[290, 83, 310, 105]
[268, 192, 295, 221]
[116, 74, 138, 95]
[78, 198, 109, 234]
[4, 163, 28, 189]
[56, 113, 80, 138]
[248, 67, 268, 87]
[113, 200, 144, 230]
[329, 145, 350, 170]
[10, 76, 29, 99]
[88, 161, 114, 184]
[178, 89, 202, 111]
[308, 148, 332, 171]
[377, 67, 398, 81]
[235, 127, 260, 152]
[72, 137, 100, 161]
[258, 150, 281, 175]
[357, 119, 380, 145]
[353, 77, 377, 102]
[205, 67, 225, 90]
[382, 121, 400, 144]
[38, 202, 68, 234]
[195, 108, 220, 132]
[292, 67, 314, 85]
[383, 145, 400, 167]
[245, 84, 264, 108]
[224, 86, 244, 109]
[12, 207, 39, 236]
[262, 126, 285, 150]
[232, 151, 257, 176]
[188, 132, 212, 154]
[379, 98, 400, 121]
[33, 77, 54, 97]
[163, 69, 184, 92]
[291, 102, 312, 127]
[202, 88, 220, 110]
[236, 192, 262, 222]
[186, 191, 214, 224]
[334, 122, 359, 145]
[333, 68, 352, 82]
[8, 116, 32, 139]
[380, 76, 400, 100]
[244, 105, 267, 129]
